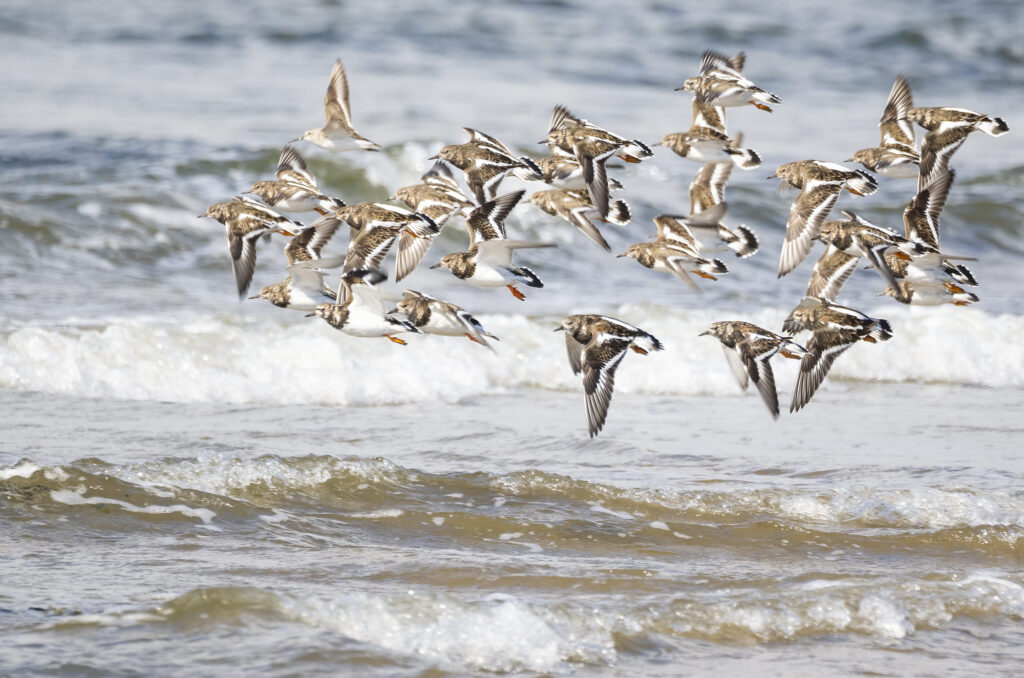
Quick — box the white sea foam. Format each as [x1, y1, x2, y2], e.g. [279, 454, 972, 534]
[49, 486, 216, 524]
[3, 304, 1017, 407]
[278, 591, 616, 673]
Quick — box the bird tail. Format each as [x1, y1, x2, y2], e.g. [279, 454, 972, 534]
[605, 199, 631, 226]
[511, 156, 544, 181]
[977, 116, 1009, 137]
[945, 261, 978, 287]
[410, 213, 441, 236]
[319, 196, 345, 211]
[701, 258, 729, 277]
[869, 318, 894, 343]
[634, 332, 664, 353]
[727, 224, 759, 258]
[725, 146, 761, 170]
[619, 139, 653, 162]
[386, 316, 422, 334]
[509, 266, 544, 288]
[754, 88, 782, 105]
[846, 170, 879, 196]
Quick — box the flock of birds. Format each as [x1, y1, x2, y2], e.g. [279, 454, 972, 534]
[199, 53, 1009, 437]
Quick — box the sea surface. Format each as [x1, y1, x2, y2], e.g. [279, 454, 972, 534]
[2, 0, 1023, 675]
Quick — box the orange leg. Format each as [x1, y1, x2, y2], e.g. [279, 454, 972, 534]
[385, 335, 407, 345]
[465, 333, 485, 346]
[630, 345, 648, 355]
[315, 208, 327, 216]
[862, 336, 877, 344]
[618, 155, 642, 163]
[780, 350, 801, 360]
[893, 252, 913, 261]
[507, 285, 526, 300]
[695, 271, 718, 280]
[751, 102, 773, 112]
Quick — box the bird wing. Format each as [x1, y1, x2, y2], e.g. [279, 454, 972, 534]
[779, 182, 842, 277]
[324, 58, 354, 132]
[805, 246, 859, 301]
[790, 332, 855, 412]
[581, 337, 631, 437]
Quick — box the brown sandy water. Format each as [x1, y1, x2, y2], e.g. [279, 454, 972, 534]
[3, 384, 1023, 676]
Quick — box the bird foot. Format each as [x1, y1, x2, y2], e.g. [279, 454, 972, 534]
[507, 285, 526, 300]
[695, 271, 718, 280]
[862, 336, 877, 344]
[893, 251, 913, 261]
[781, 350, 801, 360]
[618, 155, 642, 163]
[630, 345, 648, 355]
[386, 335, 407, 345]
[752, 102, 773, 112]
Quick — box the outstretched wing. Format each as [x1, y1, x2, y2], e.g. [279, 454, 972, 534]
[581, 338, 631, 437]
[324, 59, 353, 131]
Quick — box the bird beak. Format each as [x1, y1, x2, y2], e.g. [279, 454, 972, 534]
[291, 137, 302, 143]
[616, 253, 627, 258]
[845, 157, 855, 162]
[248, 294, 259, 299]
[305, 312, 316, 317]
[698, 330, 709, 336]
[652, 140, 663, 146]
[386, 307, 399, 314]
[766, 172, 779, 179]
[553, 326, 564, 332]
[537, 140, 548, 145]
[428, 154, 439, 160]
[673, 85, 686, 91]
[429, 262, 443, 269]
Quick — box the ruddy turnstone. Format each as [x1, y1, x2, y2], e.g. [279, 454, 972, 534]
[390, 290, 498, 349]
[911, 105, 1009, 191]
[557, 314, 663, 437]
[783, 297, 893, 412]
[252, 214, 343, 311]
[848, 76, 920, 178]
[392, 161, 474, 228]
[296, 59, 381, 152]
[200, 196, 303, 297]
[432, 128, 542, 205]
[308, 270, 419, 344]
[807, 210, 926, 300]
[880, 279, 979, 306]
[536, 155, 625, 192]
[619, 211, 729, 290]
[528, 187, 630, 252]
[430, 190, 555, 300]
[682, 202, 759, 259]
[245, 146, 344, 214]
[700, 321, 808, 419]
[770, 160, 878, 277]
[336, 202, 440, 280]
[873, 168, 978, 304]
[656, 130, 760, 169]
[544, 105, 651, 218]
[677, 49, 780, 112]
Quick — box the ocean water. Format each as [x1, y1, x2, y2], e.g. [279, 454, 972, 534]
[2, 0, 1023, 675]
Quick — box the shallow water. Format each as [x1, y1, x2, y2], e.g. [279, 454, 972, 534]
[2, 0, 1024, 675]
